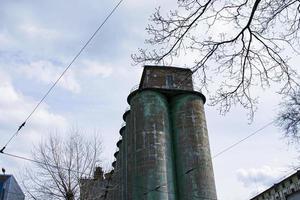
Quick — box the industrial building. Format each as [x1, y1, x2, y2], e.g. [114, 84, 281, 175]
[103, 65, 217, 200]
[0, 174, 25, 200]
[250, 170, 300, 200]
[80, 167, 113, 200]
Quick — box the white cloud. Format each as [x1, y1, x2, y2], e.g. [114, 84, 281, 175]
[0, 33, 14, 46]
[236, 165, 287, 188]
[19, 23, 61, 40]
[20, 60, 81, 93]
[0, 69, 67, 125]
[18, 59, 114, 94]
[0, 69, 68, 176]
[80, 60, 113, 78]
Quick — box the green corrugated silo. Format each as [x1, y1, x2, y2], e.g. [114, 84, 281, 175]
[113, 140, 122, 200]
[124, 110, 133, 200]
[119, 126, 126, 200]
[129, 90, 177, 200]
[170, 93, 217, 200]
[108, 66, 218, 200]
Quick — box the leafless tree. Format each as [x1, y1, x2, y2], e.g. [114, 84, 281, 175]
[276, 90, 300, 142]
[22, 129, 103, 200]
[132, 0, 300, 119]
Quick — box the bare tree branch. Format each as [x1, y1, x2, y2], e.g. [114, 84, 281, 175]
[22, 129, 103, 200]
[132, 0, 300, 120]
[276, 90, 300, 142]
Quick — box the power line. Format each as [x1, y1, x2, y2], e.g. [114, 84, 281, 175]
[0, 150, 123, 190]
[249, 166, 300, 199]
[1, 120, 277, 199]
[213, 120, 275, 159]
[139, 185, 218, 200]
[104, 119, 276, 199]
[142, 120, 275, 198]
[0, 151, 90, 176]
[0, 0, 124, 153]
[0, 151, 120, 193]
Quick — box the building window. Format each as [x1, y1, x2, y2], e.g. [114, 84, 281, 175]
[166, 75, 174, 88]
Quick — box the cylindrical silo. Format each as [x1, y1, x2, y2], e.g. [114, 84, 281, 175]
[108, 156, 118, 200]
[122, 120, 129, 200]
[129, 90, 176, 200]
[118, 126, 126, 200]
[170, 93, 217, 200]
[124, 110, 133, 200]
[115, 138, 123, 200]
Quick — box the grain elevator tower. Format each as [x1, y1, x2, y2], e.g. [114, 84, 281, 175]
[106, 66, 217, 200]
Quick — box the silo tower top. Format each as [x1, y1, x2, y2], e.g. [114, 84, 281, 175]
[127, 65, 206, 105]
[139, 65, 193, 91]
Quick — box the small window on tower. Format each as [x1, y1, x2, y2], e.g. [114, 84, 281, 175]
[166, 75, 174, 88]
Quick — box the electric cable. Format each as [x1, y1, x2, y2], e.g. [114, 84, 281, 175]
[0, 151, 120, 192]
[141, 120, 275, 198]
[249, 166, 300, 199]
[100, 119, 275, 199]
[0, 120, 277, 199]
[213, 120, 275, 159]
[0, 0, 124, 153]
[0, 151, 91, 176]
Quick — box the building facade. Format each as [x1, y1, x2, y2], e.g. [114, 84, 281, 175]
[250, 170, 300, 200]
[0, 175, 25, 200]
[105, 66, 217, 200]
[80, 167, 112, 200]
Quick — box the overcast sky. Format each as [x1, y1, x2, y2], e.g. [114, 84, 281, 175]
[0, 1, 299, 199]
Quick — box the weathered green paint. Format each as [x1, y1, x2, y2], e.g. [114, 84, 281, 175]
[170, 94, 217, 200]
[106, 66, 218, 200]
[130, 90, 177, 200]
[118, 127, 125, 200]
[125, 112, 133, 200]
[122, 125, 127, 200]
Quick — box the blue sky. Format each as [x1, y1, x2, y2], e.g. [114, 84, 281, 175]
[0, 1, 299, 199]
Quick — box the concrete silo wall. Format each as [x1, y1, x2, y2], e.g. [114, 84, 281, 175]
[124, 111, 134, 200]
[122, 125, 128, 200]
[129, 90, 177, 200]
[118, 127, 125, 200]
[113, 140, 122, 200]
[170, 94, 217, 200]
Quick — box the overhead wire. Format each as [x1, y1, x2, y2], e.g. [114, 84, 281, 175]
[0, 3, 280, 195]
[249, 165, 300, 199]
[1, 151, 91, 176]
[213, 120, 275, 159]
[0, 151, 119, 193]
[0, 0, 124, 153]
[1, 116, 277, 199]
[102, 119, 275, 199]
[141, 119, 275, 198]
[105, 67, 275, 199]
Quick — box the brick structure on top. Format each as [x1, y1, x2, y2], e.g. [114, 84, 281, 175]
[139, 66, 193, 91]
